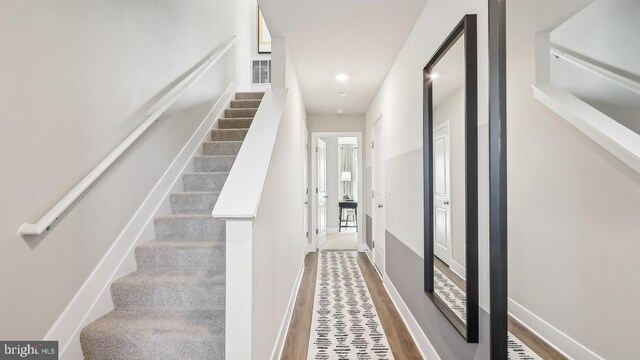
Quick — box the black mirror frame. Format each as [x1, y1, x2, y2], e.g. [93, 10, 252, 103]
[488, 0, 508, 358]
[423, 14, 479, 343]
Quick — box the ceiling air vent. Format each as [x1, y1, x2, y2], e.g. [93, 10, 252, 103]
[252, 60, 271, 84]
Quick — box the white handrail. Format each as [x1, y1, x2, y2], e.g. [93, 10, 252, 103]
[550, 44, 640, 96]
[18, 36, 237, 236]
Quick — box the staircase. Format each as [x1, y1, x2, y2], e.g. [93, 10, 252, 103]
[79, 92, 264, 360]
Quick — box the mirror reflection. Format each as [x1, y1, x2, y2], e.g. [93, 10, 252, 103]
[431, 34, 468, 330]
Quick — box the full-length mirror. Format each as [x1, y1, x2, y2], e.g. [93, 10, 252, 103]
[423, 14, 478, 342]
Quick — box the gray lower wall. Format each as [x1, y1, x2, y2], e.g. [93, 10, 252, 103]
[386, 230, 489, 359]
[366, 215, 373, 249]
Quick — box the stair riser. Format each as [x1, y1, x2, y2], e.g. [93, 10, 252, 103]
[236, 92, 264, 100]
[218, 118, 252, 129]
[135, 245, 225, 272]
[230, 100, 260, 108]
[111, 283, 224, 311]
[225, 108, 257, 118]
[81, 335, 223, 360]
[170, 192, 220, 214]
[203, 141, 242, 156]
[183, 173, 228, 191]
[154, 217, 225, 241]
[211, 129, 248, 141]
[193, 156, 235, 172]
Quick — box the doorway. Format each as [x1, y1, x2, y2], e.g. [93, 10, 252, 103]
[311, 132, 363, 252]
[372, 117, 386, 274]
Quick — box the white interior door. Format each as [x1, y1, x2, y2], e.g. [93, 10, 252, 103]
[317, 139, 327, 248]
[433, 121, 452, 266]
[372, 118, 386, 274]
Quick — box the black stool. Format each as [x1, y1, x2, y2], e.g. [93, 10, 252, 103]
[338, 201, 358, 232]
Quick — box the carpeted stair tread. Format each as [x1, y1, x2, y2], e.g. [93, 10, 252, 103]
[211, 128, 248, 141]
[218, 118, 253, 129]
[224, 108, 257, 118]
[154, 214, 225, 241]
[230, 99, 260, 108]
[193, 155, 236, 172]
[182, 172, 229, 191]
[135, 240, 225, 272]
[80, 309, 224, 360]
[170, 191, 220, 214]
[235, 91, 264, 100]
[111, 270, 225, 310]
[202, 141, 243, 156]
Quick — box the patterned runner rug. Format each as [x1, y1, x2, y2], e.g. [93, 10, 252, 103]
[307, 251, 394, 360]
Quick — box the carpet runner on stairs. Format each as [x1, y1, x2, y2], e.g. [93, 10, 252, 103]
[79, 91, 263, 360]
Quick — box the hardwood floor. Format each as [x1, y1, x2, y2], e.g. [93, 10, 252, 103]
[281, 252, 318, 360]
[281, 252, 422, 359]
[508, 317, 567, 360]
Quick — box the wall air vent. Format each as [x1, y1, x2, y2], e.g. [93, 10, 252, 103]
[252, 60, 271, 84]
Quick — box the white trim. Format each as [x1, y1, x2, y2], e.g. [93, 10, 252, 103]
[270, 259, 306, 360]
[213, 88, 289, 219]
[509, 298, 604, 360]
[364, 244, 374, 263]
[383, 275, 441, 360]
[44, 84, 236, 358]
[310, 132, 365, 253]
[533, 84, 640, 175]
[448, 260, 466, 281]
[18, 37, 237, 236]
[226, 220, 254, 360]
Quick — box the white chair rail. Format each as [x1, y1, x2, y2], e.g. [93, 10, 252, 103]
[17, 36, 237, 236]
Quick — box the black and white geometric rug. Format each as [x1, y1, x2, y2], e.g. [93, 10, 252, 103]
[434, 266, 467, 323]
[308, 251, 394, 359]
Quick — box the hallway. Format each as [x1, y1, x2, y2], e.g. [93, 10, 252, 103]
[282, 252, 421, 359]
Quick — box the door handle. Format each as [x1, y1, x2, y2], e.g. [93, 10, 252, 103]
[444, 201, 450, 205]
[304, 201, 308, 205]
[378, 204, 384, 208]
[324, 195, 329, 199]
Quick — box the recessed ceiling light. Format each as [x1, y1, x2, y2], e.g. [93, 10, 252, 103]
[430, 73, 440, 79]
[336, 109, 344, 114]
[338, 91, 347, 97]
[336, 74, 349, 82]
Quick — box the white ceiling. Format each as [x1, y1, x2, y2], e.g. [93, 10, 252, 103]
[258, 0, 428, 115]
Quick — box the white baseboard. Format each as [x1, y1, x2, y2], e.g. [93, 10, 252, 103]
[44, 83, 236, 359]
[270, 258, 306, 360]
[383, 277, 440, 360]
[449, 260, 466, 281]
[508, 298, 604, 360]
[305, 241, 317, 253]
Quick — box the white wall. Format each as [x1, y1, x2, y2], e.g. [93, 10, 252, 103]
[548, 0, 640, 135]
[508, 37, 640, 360]
[0, 0, 240, 341]
[251, 41, 307, 358]
[307, 114, 365, 133]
